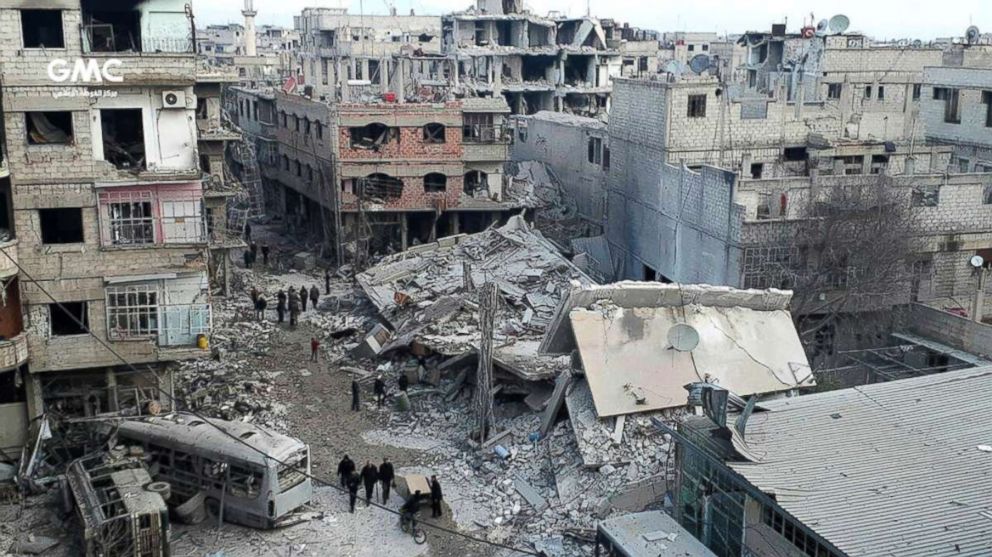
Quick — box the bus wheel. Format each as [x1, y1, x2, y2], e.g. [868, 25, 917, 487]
[413, 528, 427, 545]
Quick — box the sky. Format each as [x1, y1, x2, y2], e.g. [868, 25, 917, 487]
[195, 0, 989, 41]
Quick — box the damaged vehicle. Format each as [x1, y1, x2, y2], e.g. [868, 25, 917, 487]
[115, 412, 312, 529]
[65, 452, 171, 557]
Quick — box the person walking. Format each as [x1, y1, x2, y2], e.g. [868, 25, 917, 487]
[243, 249, 252, 269]
[288, 289, 300, 328]
[351, 379, 361, 411]
[244, 221, 252, 242]
[373, 375, 386, 408]
[310, 337, 320, 362]
[430, 475, 443, 518]
[309, 285, 320, 310]
[261, 244, 270, 266]
[255, 295, 267, 321]
[346, 471, 361, 513]
[379, 457, 394, 504]
[250, 241, 258, 263]
[337, 455, 355, 487]
[324, 268, 331, 295]
[249, 286, 259, 305]
[276, 290, 287, 323]
[360, 461, 378, 507]
[299, 285, 308, 312]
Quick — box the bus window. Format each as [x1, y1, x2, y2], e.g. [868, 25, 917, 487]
[228, 464, 262, 498]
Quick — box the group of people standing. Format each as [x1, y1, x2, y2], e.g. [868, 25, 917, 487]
[335, 455, 444, 520]
[248, 285, 322, 327]
[242, 241, 271, 269]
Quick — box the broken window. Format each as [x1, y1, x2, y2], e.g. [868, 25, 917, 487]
[877, 86, 885, 101]
[783, 147, 808, 161]
[294, 116, 300, 132]
[958, 158, 969, 173]
[984, 184, 992, 205]
[687, 94, 707, 118]
[280, 111, 287, 127]
[827, 83, 841, 99]
[423, 123, 446, 144]
[108, 199, 154, 245]
[587, 137, 602, 165]
[50, 302, 88, 336]
[687, 44, 695, 52]
[349, 123, 397, 150]
[424, 173, 447, 193]
[40, 208, 84, 244]
[463, 113, 498, 143]
[294, 160, 302, 177]
[304, 118, 311, 136]
[838, 155, 864, 175]
[282, 155, 289, 171]
[912, 84, 921, 101]
[362, 173, 403, 200]
[464, 171, 488, 195]
[750, 163, 763, 179]
[107, 284, 159, 339]
[101, 109, 146, 170]
[911, 185, 940, 207]
[26, 112, 73, 145]
[933, 87, 961, 123]
[864, 85, 872, 99]
[21, 10, 64, 49]
[306, 164, 314, 182]
[870, 154, 889, 174]
[315, 121, 324, 140]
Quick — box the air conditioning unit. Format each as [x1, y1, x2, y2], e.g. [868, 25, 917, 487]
[161, 90, 186, 109]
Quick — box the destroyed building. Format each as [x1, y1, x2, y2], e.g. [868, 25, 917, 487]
[228, 84, 522, 263]
[0, 0, 212, 452]
[295, 6, 443, 103]
[668, 365, 992, 557]
[196, 2, 298, 86]
[442, 0, 623, 118]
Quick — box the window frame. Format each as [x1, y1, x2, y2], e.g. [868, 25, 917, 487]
[687, 94, 707, 118]
[21, 9, 65, 49]
[106, 283, 161, 340]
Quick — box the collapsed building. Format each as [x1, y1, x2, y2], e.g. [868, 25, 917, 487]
[196, 1, 299, 86]
[442, 0, 624, 118]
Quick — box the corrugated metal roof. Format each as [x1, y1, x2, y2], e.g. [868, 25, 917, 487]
[729, 366, 992, 557]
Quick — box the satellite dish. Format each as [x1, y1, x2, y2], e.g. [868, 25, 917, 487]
[688, 54, 711, 74]
[662, 60, 689, 76]
[828, 14, 850, 34]
[971, 255, 986, 268]
[668, 324, 700, 352]
[912, 39, 923, 48]
[966, 26, 980, 44]
[815, 19, 829, 36]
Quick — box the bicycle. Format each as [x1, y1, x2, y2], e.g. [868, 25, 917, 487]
[399, 511, 427, 545]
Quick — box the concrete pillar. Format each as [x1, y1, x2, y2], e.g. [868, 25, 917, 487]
[361, 59, 371, 82]
[106, 368, 119, 412]
[400, 213, 408, 250]
[24, 372, 43, 420]
[381, 57, 390, 94]
[494, 56, 503, 92]
[397, 58, 406, 102]
[451, 213, 460, 235]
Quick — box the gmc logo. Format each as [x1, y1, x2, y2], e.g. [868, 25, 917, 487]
[47, 58, 124, 83]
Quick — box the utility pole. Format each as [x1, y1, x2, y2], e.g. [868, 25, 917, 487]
[973, 267, 988, 323]
[474, 282, 497, 445]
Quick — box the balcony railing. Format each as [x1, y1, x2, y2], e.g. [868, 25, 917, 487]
[0, 333, 29, 371]
[83, 25, 195, 54]
[462, 124, 511, 144]
[108, 303, 210, 347]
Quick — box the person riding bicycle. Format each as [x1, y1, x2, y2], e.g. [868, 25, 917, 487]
[400, 490, 424, 529]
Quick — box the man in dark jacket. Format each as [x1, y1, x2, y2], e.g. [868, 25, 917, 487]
[244, 221, 252, 242]
[430, 475, 443, 518]
[379, 457, 395, 503]
[309, 285, 320, 310]
[360, 461, 378, 506]
[337, 455, 355, 487]
[255, 295, 267, 321]
[346, 471, 361, 513]
[373, 375, 386, 408]
[288, 289, 300, 328]
[299, 285, 308, 312]
[249, 286, 259, 305]
[261, 244, 270, 266]
[243, 249, 252, 269]
[351, 379, 361, 411]
[250, 241, 258, 262]
[276, 290, 287, 323]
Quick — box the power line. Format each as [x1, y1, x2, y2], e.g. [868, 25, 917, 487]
[0, 246, 543, 556]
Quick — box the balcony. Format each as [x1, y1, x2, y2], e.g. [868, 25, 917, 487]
[0, 333, 30, 371]
[462, 125, 511, 161]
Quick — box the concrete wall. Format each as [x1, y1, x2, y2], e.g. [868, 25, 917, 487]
[922, 66, 992, 171]
[906, 303, 992, 357]
[607, 163, 743, 285]
[510, 112, 608, 225]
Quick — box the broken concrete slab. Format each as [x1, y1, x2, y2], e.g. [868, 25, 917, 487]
[539, 371, 572, 437]
[513, 474, 548, 512]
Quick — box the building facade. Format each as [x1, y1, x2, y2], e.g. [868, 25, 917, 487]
[0, 0, 213, 450]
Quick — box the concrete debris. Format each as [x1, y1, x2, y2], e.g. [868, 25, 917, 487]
[9, 534, 59, 555]
[357, 215, 595, 381]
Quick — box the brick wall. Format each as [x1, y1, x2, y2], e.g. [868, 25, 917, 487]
[337, 124, 463, 160]
[906, 303, 992, 357]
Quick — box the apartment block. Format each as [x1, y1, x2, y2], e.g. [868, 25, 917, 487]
[0, 0, 213, 449]
[921, 46, 992, 173]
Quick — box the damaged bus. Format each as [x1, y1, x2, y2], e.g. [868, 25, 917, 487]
[65, 452, 171, 557]
[116, 412, 312, 529]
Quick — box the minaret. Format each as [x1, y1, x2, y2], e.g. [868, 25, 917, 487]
[242, 0, 257, 57]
